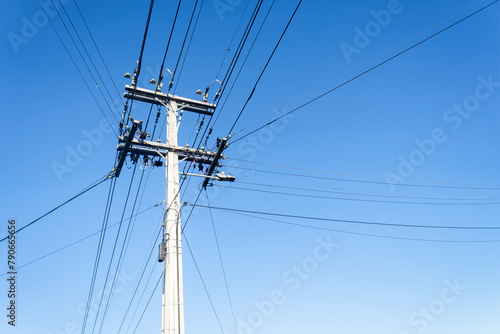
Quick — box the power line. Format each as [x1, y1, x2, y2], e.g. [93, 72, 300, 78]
[117, 223, 162, 333]
[169, 0, 201, 91]
[226, 0, 303, 135]
[234, 180, 498, 201]
[227, 210, 500, 244]
[226, 157, 500, 188]
[57, 0, 123, 115]
[72, 0, 124, 102]
[183, 233, 225, 333]
[88, 165, 139, 334]
[185, 204, 500, 230]
[81, 175, 118, 334]
[211, 0, 277, 130]
[97, 168, 149, 333]
[0, 204, 159, 278]
[173, 0, 207, 94]
[229, 0, 490, 138]
[213, 0, 252, 80]
[35, 0, 119, 137]
[122, 0, 156, 132]
[49, 0, 120, 123]
[158, 0, 183, 85]
[216, 184, 500, 206]
[205, 191, 238, 333]
[0, 172, 111, 243]
[229, 0, 500, 144]
[186, 0, 265, 156]
[131, 271, 164, 334]
[225, 165, 500, 190]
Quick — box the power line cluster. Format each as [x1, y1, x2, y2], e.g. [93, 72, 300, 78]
[17, 0, 500, 333]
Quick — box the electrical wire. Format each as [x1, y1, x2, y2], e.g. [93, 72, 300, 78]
[225, 165, 500, 190]
[188, 0, 265, 154]
[185, 204, 500, 230]
[72, 0, 124, 102]
[229, 0, 490, 138]
[173, 0, 207, 94]
[0, 204, 159, 278]
[226, 0, 303, 135]
[183, 233, 225, 333]
[169, 0, 200, 91]
[81, 176, 118, 334]
[227, 210, 500, 243]
[227, 158, 500, 188]
[49, 0, 120, 123]
[233, 179, 498, 201]
[131, 271, 164, 334]
[211, 0, 277, 130]
[122, 0, 156, 131]
[0, 172, 111, 243]
[35, 0, 119, 137]
[229, 0, 500, 144]
[88, 165, 139, 334]
[216, 184, 500, 206]
[97, 168, 149, 333]
[58, 0, 123, 115]
[205, 191, 238, 333]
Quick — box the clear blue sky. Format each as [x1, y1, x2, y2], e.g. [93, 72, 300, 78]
[1, 0, 499, 333]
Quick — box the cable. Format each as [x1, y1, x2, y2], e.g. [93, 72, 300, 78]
[81, 176, 118, 334]
[229, 0, 500, 144]
[169, 0, 200, 90]
[117, 224, 162, 333]
[73, 0, 124, 102]
[0, 204, 159, 278]
[97, 168, 148, 333]
[134, 0, 156, 83]
[213, 0, 252, 80]
[216, 184, 500, 206]
[211, 0, 276, 130]
[205, 191, 238, 333]
[229, 0, 490, 138]
[226, 165, 500, 190]
[185, 204, 500, 230]
[183, 233, 225, 333]
[122, 0, 156, 131]
[227, 210, 500, 243]
[226, 0, 302, 135]
[189, 0, 265, 153]
[234, 180, 498, 201]
[0, 172, 111, 243]
[49, 0, 120, 123]
[173, 0, 207, 93]
[131, 271, 164, 334]
[89, 165, 138, 334]
[227, 157, 500, 188]
[158, 0, 183, 85]
[35, 0, 119, 137]
[58, 0, 123, 115]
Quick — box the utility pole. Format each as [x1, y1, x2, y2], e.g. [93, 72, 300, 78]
[162, 98, 184, 334]
[114, 83, 234, 334]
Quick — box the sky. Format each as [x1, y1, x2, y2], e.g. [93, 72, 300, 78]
[1, 0, 500, 333]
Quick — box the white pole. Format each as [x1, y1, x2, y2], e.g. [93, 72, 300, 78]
[162, 100, 185, 334]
